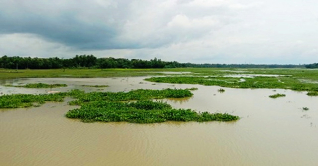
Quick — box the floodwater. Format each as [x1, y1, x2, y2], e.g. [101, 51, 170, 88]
[1, 77, 318, 166]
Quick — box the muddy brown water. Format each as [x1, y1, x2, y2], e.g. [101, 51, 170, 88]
[1, 77, 318, 166]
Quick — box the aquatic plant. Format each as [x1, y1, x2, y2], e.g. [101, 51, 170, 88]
[0, 87, 239, 123]
[145, 74, 318, 95]
[5, 83, 67, 88]
[307, 91, 318, 96]
[64, 88, 238, 123]
[68, 88, 193, 105]
[0, 93, 68, 108]
[218, 88, 225, 93]
[269, 93, 286, 98]
[186, 87, 198, 91]
[302, 107, 309, 111]
[66, 100, 239, 123]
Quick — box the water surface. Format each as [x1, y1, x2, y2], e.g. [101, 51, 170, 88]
[1, 77, 318, 166]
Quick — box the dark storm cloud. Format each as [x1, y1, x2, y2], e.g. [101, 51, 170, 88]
[0, 0, 231, 50]
[0, 0, 139, 49]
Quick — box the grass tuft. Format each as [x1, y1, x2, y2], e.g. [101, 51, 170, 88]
[269, 93, 286, 98]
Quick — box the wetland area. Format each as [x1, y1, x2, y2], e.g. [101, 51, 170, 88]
[1, 68, 318, 165]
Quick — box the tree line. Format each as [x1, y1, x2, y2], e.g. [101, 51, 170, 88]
[0, 54, 305, 69]
[305, 63, 318, 69]
[0, 55, 184, 69]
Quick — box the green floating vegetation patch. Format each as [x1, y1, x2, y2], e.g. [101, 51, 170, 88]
[0, 93, 68, 108]
[66, 100, 239, 123]
[269, 93, 286, 98]
[307, 91, 318, 96]
[186, 87, 198, 91]
[5, 83, 67, 88]
[0, 88, 239, 123]
[66, 89, 238, 123]
[145, 76, 318, 95]
[67, 88, 194, 105]
[218, 88, 225, 92]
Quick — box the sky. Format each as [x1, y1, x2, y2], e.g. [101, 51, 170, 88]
[0, 0, 317, 64]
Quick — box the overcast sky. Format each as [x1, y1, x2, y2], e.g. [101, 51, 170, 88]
[0, 0, 317, 64]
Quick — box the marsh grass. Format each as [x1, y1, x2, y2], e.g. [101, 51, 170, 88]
[5, 83, 67, 88]
[269, 93, 286, 98]
[1, 68, 318, 94]
[0, 68, 172, 79]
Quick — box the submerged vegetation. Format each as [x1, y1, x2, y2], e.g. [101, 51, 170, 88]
[0, 88, 239, 123]
[5, 83, 67, 88]
[269, 93, 286, 98]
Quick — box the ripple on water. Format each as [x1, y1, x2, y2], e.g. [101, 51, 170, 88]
[0, 77, 318, 166]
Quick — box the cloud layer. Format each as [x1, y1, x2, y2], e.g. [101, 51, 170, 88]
[1, 0, 318, 64]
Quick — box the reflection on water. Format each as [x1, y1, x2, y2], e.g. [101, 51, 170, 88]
[165, 97, 192, 104]
[1, 77, 318, 166]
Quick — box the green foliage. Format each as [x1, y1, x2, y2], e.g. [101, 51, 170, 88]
[307, 91, 318, 96]
[0, 55, 185, 69]
[305, 63, 318, 68]
[5, 83, 67, 88]
[0, 86, 238, 123]
[65, 89, 238, 123]
[145, 75, 318, 95]
[0, 93, 68, 108]
[269, 93, 286, 98]
[0, 55, 305, 70]
[186, 87, 198, 91]
[65, 100, 239, 123]
[218, 88, 225, 92]
[128, 100, 172, 110]
[68, 88, 193, 105]
[197, 112, 240, 122]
